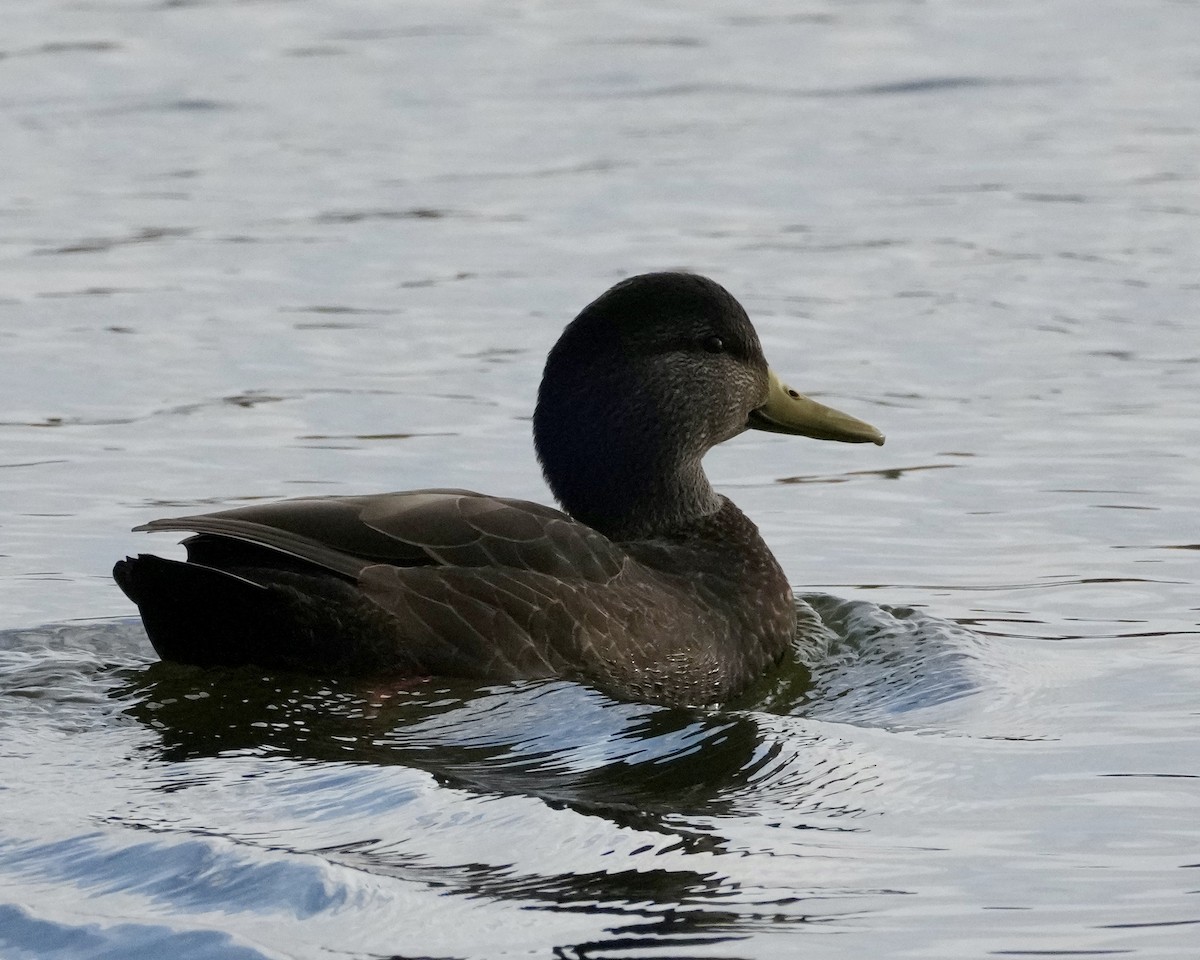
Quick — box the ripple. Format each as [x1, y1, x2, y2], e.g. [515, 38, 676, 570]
[34, 227, 192, 256]
[0, 833, 350, 918]
[0, 905, 272, 960]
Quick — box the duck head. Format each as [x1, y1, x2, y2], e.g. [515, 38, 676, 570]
[533, 272, 883, 538]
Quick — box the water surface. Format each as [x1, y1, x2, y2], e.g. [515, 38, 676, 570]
[1, 1, 1198, 958]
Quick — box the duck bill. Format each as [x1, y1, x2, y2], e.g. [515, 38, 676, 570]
[748, 369, 885, 445]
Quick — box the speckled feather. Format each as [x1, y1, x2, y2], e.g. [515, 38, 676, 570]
[118, 490, 792, 705]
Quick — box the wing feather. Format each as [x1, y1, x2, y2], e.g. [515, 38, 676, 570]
[135, 489, 629, 583]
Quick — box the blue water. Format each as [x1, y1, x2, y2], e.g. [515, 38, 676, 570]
[2, 1, 1198, 957]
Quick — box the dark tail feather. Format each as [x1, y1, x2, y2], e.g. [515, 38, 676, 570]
[114, 554, 296, 668]
[114, 554, 397, 673]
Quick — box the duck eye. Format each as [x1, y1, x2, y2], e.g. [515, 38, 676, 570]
[701, 335, 725, 353]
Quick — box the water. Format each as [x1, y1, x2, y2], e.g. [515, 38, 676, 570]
[2, 0, 1198, 957]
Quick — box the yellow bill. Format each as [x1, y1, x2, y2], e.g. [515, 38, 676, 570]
[748, 369, 885, 445]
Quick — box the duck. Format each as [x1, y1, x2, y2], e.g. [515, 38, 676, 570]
[114, 272, 884, 706]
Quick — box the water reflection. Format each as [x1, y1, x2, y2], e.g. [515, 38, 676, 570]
[106, 593, 985, 832]
[0, 600, 1039, 958]
[99, 656, 884, 955]
[113, 666, 793, 827]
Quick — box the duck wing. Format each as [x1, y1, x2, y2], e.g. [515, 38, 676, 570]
[135, 488, 626, 583]
[121, 489, 653, 682]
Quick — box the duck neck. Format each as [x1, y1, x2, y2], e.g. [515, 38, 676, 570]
[542, 448, 721, 541]
[532, 335, 725, 541]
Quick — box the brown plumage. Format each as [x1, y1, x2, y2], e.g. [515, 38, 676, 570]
[114, 273, 883, 706]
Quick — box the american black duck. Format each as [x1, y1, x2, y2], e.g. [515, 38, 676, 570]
[114, 272, 884, 706]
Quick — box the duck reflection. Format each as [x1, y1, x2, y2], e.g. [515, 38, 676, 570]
[112, 665, 778, 821]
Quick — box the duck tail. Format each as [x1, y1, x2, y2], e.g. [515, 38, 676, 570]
[114, 554, 289, 668]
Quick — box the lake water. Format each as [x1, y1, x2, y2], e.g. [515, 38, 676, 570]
[2, 1, 1198, 957]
